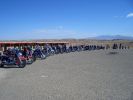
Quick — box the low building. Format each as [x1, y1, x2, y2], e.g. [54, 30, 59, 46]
[0, 41, 69, 51]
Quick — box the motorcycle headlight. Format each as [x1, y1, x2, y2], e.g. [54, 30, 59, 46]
[18, 53, 22, 56]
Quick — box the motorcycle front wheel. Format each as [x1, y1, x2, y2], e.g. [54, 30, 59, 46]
[18, 60, 26, 68]
[0, 60, 4, 67]
[32, 55, 36, 62]
[41, 54, 46, 59]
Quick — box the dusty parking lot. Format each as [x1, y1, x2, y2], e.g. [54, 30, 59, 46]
[0, 49, 133, 100]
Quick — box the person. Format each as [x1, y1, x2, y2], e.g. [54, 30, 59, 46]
[27, 46, 32, 56]
[35, 44, 41, 50]
[27, 46, 32, 51]
[23, 46, 28, 57]
[119, 44, 122, 49]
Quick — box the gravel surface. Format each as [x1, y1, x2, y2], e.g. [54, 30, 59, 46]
[0, 49, 133, 100]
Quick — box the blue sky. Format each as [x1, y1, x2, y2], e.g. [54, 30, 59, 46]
[0, 0, 133, 40]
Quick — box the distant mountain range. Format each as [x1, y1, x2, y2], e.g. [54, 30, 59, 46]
[0, 35, 133, 41]
[88, 35, 133, 40]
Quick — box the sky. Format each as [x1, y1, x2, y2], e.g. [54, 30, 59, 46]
[0, 0, 133, 40]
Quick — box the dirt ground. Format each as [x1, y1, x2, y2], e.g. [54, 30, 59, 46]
[0, 49, 133, 100]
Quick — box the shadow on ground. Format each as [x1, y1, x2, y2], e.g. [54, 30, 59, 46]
[107, 51, 119, 55]
[0, 65, 23, 69]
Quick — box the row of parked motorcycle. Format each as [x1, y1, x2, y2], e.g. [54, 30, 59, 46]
[0, 44, 105, 68]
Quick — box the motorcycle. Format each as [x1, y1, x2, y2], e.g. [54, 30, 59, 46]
[33, 49, 46, 59]
[0, 51, 26, 68]
[23, 50, 36, 64]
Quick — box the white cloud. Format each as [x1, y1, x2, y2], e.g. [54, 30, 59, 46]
[34, 28, 77, 35]
[126, 13, 133, 18]
[19, 28, 80, 39]
[33, 28, 98, 39]
[10, 27, 98, 39]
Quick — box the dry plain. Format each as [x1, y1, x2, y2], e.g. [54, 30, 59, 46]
[0, 49, 133, 100]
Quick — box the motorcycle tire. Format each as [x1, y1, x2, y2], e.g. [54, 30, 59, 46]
[41, 54, 46, 59]
[0, 60, 4, 67]
[50, 51, 55, 56]
[0, 64, 4, 67]
[18, 60, 26, 68]
[32, 55, 36, 62]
